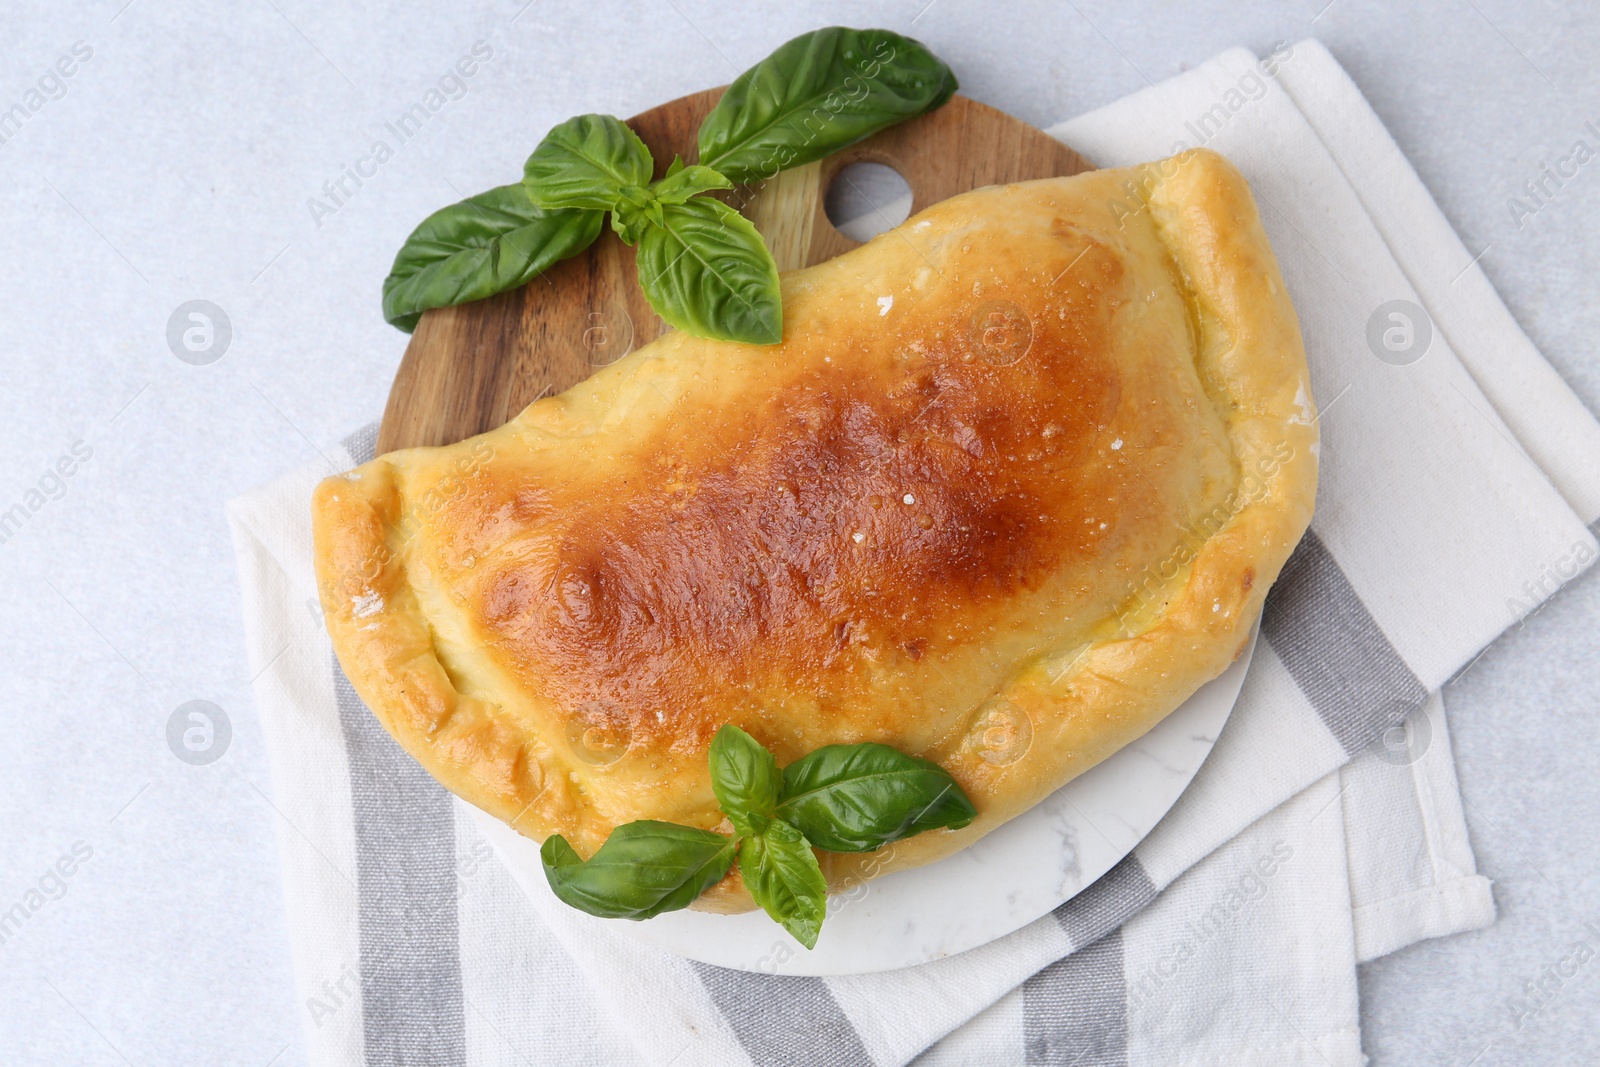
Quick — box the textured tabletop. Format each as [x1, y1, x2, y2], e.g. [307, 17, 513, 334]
[0, 2, 1595, 1064]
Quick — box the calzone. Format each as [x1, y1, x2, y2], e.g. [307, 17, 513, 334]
[313, 148, 1317, 912]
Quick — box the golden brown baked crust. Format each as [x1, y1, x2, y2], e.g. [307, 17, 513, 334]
[313, 148, 1316, 912]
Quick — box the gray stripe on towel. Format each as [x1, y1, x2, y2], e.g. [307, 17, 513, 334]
[342, 421, 380, 468]
[333, 659, 467, 1066]
[1052, 854, 1158, 950]
[332, 422, 466, 1067]
[692, 963, 875, 1067]
[1261, 529, 1428, 753]
[1023, 930, 1129, 1067]
[1019, 858, 1147, 1066]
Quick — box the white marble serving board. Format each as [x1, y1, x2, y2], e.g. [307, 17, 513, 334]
[475, 627, 1254, 976]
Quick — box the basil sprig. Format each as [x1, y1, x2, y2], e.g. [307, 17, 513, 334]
[520, 116, 786, 343]
[540, 821, 736, 920]
[541, 725, 976, 949]
[521, 113, 654, 211]
[635, 196, 781, 344]
[380, 26, 956, 341]
[380, 185, 602, 333]
[697, 26, 958, 183]
[709, 718, 782, 836]
[739, 818, 828, 949]
[777, 742, 978, 853]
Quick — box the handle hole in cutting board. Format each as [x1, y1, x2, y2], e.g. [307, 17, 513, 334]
[823, 161, 914, 242]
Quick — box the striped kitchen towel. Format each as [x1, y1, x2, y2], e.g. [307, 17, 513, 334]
[228, 39, 1600, 1067]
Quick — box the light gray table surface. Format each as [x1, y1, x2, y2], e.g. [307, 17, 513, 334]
[1, 1, 1595, 1064]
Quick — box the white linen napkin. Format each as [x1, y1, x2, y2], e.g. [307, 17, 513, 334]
[227, 39, 1600, 1067]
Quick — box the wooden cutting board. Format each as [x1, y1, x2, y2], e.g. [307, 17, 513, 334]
[376, 90, 1094, 454]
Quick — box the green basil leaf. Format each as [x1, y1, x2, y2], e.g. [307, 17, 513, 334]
[541, 821, 735, 920]
[697, 27, 957, 183]
[776, 743, 977, 853]
[610, 186, 663, 245]
[650, 164, 733, 205]
[709, 725, 780, 837]
[738, 820, 827, 949]
[381, 184, 603, 332]
[635, 197, 782, 345]
[523, 113, 654, 211]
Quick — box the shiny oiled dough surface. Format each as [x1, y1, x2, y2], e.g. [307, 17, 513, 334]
[313, 148, 1318, 912]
